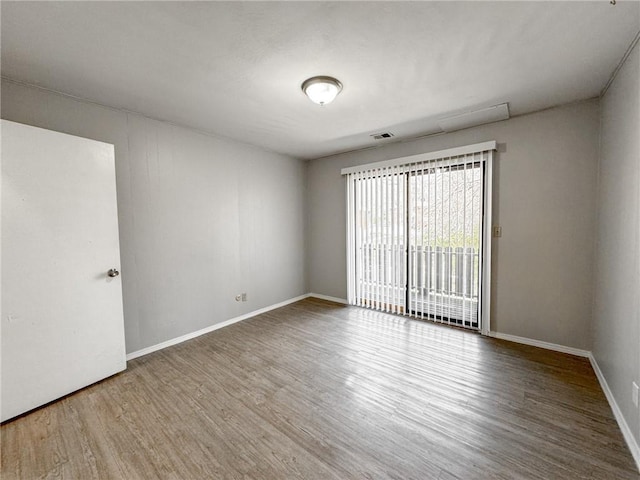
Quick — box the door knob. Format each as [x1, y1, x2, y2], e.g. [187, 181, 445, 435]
[107, 268, 120, 278]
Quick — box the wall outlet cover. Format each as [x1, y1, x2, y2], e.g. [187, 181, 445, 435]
[632, 381, 639, 407]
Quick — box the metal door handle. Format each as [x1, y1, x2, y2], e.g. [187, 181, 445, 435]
[107, 268, 120, 278]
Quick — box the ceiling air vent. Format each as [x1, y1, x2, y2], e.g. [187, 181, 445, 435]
[370, 132, 394, 140]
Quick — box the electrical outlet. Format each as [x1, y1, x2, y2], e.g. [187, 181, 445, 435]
[492, 226, 502, 238]
[241, 293, 247, 302]
[632, 382, 639, 408]
[235, 294, 241, 302]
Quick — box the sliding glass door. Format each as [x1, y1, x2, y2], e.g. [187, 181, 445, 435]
[408, 163, 482, 328]
[345, 143, 494, 332]
[353, 170, 406, 314]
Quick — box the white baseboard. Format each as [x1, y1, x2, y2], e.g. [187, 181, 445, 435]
[487, 331, 639, 472]
[307, 293, 348, 304]
[486, 331, 591, 358]
[589, 354, 640, 472]
[126, 294, 310, 361]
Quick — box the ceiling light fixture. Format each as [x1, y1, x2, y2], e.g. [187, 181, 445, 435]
[301, 76, 342, 106]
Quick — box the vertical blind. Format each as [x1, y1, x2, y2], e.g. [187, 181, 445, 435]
[343, 142, 495, 331]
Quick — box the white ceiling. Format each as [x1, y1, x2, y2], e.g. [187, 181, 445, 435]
[1, 1, 639, 160]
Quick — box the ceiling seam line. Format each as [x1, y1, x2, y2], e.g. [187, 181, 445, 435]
[309, 96, 599, 162]
[600, 29, 640, 98]
[0, 76, 292, 160]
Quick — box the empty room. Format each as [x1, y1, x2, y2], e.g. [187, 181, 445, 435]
[1, 1, 639, 479]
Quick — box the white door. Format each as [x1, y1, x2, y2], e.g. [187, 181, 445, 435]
[1, 120, 126, 422]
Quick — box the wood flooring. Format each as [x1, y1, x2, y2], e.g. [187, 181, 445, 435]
[2, 298, 639, 479]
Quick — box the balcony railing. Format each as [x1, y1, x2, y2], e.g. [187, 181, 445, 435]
[357, 244, 479, 325]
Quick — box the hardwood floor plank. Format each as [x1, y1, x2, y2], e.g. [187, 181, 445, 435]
[2, 298, 638, 479]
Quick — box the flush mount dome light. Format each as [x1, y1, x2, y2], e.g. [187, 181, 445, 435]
[301, 76, 342, 106]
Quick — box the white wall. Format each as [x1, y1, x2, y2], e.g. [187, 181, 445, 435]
[307, 100, 600, 350]
[593, 39, 640, 447]
[1, 80, 307, 354]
